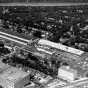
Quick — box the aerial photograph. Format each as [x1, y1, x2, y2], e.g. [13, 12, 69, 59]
[0, 0, 88, 88]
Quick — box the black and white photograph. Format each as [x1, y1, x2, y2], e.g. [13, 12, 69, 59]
[0, 0, 88, 88]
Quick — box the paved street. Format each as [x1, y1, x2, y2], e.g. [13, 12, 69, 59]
[0, 2, 88, 6]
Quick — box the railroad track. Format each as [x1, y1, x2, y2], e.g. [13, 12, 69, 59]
[0, 31, 29, 45]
